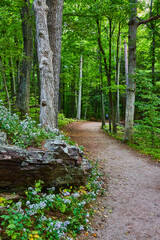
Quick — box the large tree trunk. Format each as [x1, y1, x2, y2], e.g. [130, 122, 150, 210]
[46, 0, 64, 128]
[34, 0, 56, 130]
[16, 0, 33, 115]
[124, 0, 137, 142]
[77, 55, 83, 120]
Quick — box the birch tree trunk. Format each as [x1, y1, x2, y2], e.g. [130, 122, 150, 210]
[124, 39, 129, 87]
[46, 0, 64, 128]
[124, 0, 137, 142]
[34, 0, 56, 130]
[77, 55, 83, 120]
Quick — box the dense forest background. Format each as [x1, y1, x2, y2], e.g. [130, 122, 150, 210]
[0, 0, 160, 157]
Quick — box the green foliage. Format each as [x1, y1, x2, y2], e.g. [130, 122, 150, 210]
[0, 102, 56, 148]
[1, 164, 104, 240]
[58, 113, 76, 129]
[134, 71, 160, 158]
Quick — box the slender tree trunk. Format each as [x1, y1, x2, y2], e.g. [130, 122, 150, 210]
[77, 55, 83, 120]
[84, 99, 88, 120]
[150, 0, 155, 85]
[46, 0, 64, 128]
[116, 23, 121, 124]
[150, 0, 155, 145]
[108, 19, 112, 132]
[10, 55, 16, 97]
[99, 52, 105, 128]
[109, 19, 117, 133]
[124, 0, 137, 142]
[74, 74, 78, 113]
[34, 0, 56, 129]
[124, 39, 129, 87]
[75, 80, 78, 113]
[16, 59, 21, 86]
[16, 0, 33, 115]
[0, 57, 11, 112]
[96, 19, 111, 129]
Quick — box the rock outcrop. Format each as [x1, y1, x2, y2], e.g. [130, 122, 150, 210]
[0, 136, 92, 193]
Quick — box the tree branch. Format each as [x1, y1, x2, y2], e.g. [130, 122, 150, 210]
[138, 14, 160, 26]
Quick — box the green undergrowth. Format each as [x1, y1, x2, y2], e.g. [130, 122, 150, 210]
[0, 163, 104, 240]
[103, 124, 160, 161]
[0, 101, 56, 148]
[58, 113, 76, 129]
[0, 102, 76, 148]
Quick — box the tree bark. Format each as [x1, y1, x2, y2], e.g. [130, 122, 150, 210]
[46, 0, 64, 128]
[34, 0, 56, 130]
[0, 57, 11, 112]
[124, 0, 137, 142]
[77, 55, 83, 120]
[96, 19, 112, 130]
[99, 52, 105, 128]
[150, 0, 156, 84]
[10, 55, 16, 97]
[116, 23, 121, 124]
[109, 19, 116, 133]
[16, 0, 33, 115]
[124, 39, 129, 87]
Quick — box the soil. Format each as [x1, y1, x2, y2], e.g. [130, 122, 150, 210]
[63, 121, 160, 240]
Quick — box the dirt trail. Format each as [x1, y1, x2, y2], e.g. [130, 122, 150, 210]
[63, 121, 160, 240]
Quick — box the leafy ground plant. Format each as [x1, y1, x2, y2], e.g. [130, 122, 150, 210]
[0, 163, 104, 240]
[0, 102, 77, 148]
[0, 101, 57, 148]
[58, 113, 76, 129]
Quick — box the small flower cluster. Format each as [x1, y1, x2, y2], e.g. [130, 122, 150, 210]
[1, 163, 104, 239]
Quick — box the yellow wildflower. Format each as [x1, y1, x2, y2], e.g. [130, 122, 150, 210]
[34, 235, 39, 238]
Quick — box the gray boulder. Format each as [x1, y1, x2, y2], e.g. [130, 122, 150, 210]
[0, 139, 92, 193]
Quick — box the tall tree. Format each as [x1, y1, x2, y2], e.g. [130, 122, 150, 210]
[124, 0, 160, 142]
[124, 0, 137, 143]
[77, 55, 83, 120]
[16, 0, 33, 115]
[34, 0, 63, 129]
[46, 0, 64, 128]
[34, 0, 56, 129]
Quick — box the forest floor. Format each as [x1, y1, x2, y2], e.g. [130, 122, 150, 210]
[63, 121, 160, 240]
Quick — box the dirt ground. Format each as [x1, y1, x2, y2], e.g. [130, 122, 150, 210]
[63, 121, 160, 240]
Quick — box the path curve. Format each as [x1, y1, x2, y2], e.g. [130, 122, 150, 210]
[63, 121, 160, 240]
